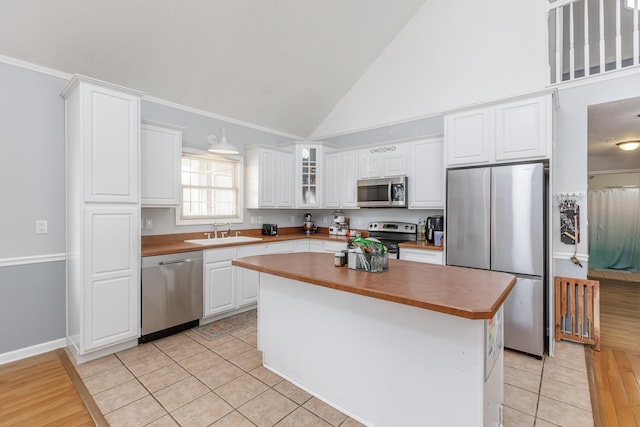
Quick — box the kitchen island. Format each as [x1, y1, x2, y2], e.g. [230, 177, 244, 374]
[233, 253, 516, 427]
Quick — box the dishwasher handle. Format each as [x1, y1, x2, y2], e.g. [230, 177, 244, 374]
[159, 259, 193, 266]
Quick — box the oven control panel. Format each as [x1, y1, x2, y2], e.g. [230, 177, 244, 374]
[368, 222, 417, 234]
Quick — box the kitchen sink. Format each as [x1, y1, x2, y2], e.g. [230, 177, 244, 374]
[184, 236, 264, 245]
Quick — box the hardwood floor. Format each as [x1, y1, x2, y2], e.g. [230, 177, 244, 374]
[0, 349, 105, 426]
[587, 276, 640, 427]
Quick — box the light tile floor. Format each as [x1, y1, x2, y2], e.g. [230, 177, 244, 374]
[69, 326, 364, 427]
[70, 328, 593, 426]
[504, 340, 593, 427]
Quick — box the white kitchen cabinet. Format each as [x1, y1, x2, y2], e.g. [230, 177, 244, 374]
[445, 93, 552, 167]
[358, 143, 408, 179]
[409, 138, 444, 209]
[82, 206, 140, 350]
[64, 78, 141, 203]
[494, 95, 551, 161]
[235, 245, 266, 307]
[399, 247, 444, 265]
[204, 247, 238, 317]
[141, 120, 183, 206]
[246, 146, 294, 208]
[341, 151, 359, 208]
[62, 75, 143, 363]
[294, 239, 310, 252]
[309, 239, 347, 253]
[323, 150, 359, 209]
[324, 152, 341, 209]
[445, 108, 492, 167]
[309, 240, 324, 253]
[295, 142, 323, 208]
[266, 240, 297, 254]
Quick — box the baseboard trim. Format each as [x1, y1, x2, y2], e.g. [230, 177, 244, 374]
[0, 338, 67, 365]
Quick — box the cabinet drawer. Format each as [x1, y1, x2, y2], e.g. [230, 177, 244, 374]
[204, 247, 237, 263]
[266, 241, 296, 254]
[237, 244, 266, 257]
[400, 248, 444, 265]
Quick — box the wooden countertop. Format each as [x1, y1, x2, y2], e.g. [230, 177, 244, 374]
[398, 241, 444, 251]
[233, 253, 515, 320]
[142, 228, 353, 257]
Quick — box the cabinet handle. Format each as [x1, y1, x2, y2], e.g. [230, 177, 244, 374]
[159, 259, 192, 266]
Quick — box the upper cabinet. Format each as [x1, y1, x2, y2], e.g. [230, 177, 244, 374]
[445, 93, 552, 167]
[494, 95, 552, 162]
[141, 120, 183, 207]
[323, 150, 359, 209]
[246, 145, 294, 209]
[295, 142, 323, 208]
[63, 77, 141, 203]
[408, 138, 444, 209]
[445, 108, 492, 166]
[358, 143, 408, 179]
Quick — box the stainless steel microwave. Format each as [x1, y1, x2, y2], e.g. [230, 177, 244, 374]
[356, 176, 407, 208]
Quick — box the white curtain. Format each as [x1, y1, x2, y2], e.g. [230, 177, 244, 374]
[588, 187, 640, 272]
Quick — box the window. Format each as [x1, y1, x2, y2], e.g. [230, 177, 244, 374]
[176, 151, 243, 225]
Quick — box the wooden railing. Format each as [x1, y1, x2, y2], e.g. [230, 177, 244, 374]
[548, 0, 640, 83]
[555, 276, 600, 351]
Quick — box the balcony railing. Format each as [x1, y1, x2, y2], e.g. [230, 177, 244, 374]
[548, 0, 640, 83]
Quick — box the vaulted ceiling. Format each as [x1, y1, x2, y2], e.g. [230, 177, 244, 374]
[0, 0, 427, 138]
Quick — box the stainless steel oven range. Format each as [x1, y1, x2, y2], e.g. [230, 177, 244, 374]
[367, 221, 417, 258]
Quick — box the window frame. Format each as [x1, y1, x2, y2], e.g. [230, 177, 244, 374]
[175, 148, 244, 226]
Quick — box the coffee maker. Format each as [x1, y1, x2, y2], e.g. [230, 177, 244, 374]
[426, 215, 444, 243]
[302, 213, 317, 234]
[329, 210, 349, 236]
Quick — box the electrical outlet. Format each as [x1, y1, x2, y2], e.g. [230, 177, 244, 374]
[35, 220, 48, 234]
[145, 218, 153, 229]
[258, 216, 263, 223]
[291, 215, 296, 224]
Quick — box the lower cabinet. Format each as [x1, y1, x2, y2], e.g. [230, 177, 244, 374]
[399, 248, 444, 265]
[236, 245, 266, 307]
[204, 247, 237, 317]
[309, 239, 348, 253]
[203, 238, 346, 320]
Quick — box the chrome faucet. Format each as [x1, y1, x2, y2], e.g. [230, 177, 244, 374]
[212, 222, 232, 238]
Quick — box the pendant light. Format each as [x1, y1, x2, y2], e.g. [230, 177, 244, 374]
[616, 140, 640, 151]
[207, 128, 239, 154]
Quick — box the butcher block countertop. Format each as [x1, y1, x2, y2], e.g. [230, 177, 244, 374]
[233, 253, 515, 320]
[398, 241, 444, 251]
[142, 227, 353, 257]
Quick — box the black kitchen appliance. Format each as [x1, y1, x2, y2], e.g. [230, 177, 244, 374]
[426, 215, 444, 243]
[367, 221, 417, 258]
[262, 223, 278, 236]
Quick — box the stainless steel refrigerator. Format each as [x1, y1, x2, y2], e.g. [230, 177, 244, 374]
[446, 163, 545, 357]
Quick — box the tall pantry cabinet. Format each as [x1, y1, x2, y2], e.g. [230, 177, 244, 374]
[62, 75, 144, 363]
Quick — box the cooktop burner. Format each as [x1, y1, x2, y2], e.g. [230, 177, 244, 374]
[367, 222, 418, 258]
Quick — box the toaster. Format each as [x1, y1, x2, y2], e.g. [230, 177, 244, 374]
[262, 223, 278, 236]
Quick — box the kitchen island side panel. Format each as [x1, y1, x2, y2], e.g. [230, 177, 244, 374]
[258, 273, 502, 427]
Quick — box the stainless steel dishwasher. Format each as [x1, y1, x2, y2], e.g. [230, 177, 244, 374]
[140, 251, 203, 343]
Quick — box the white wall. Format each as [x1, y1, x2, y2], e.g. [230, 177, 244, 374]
[311, 0, 548, 139]
[555, 71, 640, 278]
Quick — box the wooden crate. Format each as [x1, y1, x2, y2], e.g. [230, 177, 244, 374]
[555, 276, 600, 351]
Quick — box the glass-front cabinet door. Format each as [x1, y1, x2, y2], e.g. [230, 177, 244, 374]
[296, 142, 323, 208]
